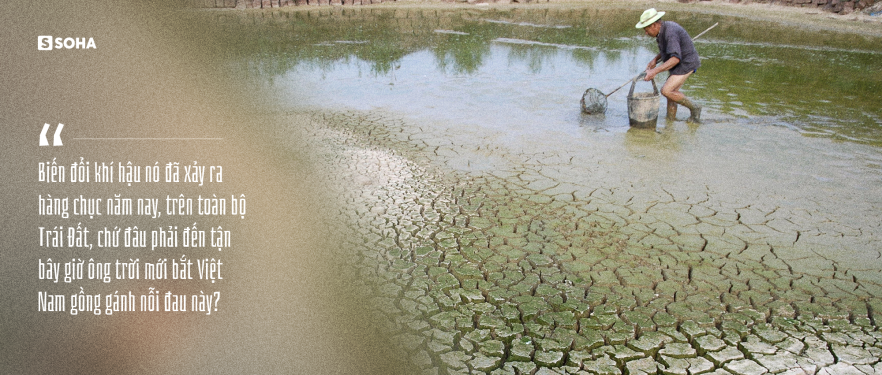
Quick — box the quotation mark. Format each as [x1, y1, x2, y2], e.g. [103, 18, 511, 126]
[40, 123, 64, 146]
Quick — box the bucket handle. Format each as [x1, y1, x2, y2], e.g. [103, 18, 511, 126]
[628, 76, 659, 98]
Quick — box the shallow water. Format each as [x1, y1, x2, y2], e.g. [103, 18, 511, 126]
[232, 6, 882, 257]
[217, 6, 882, 144]
[208, 6, 882, 373]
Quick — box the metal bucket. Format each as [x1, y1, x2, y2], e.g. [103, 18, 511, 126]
[627, 78, 660, 128]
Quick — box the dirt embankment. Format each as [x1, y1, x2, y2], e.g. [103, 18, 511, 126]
[194, 0, 882, 37]
[644, 0, 882, 38]
[195, 0, 882, 15]
[717, 0, 880, 15]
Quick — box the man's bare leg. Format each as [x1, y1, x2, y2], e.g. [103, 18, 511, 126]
[661, 72, 701, 123]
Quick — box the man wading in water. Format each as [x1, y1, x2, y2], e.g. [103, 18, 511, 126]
[637, 8, 702, 123]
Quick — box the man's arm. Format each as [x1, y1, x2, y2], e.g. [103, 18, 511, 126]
[644, 56, 679, 81]
[647, 53, 661, 70]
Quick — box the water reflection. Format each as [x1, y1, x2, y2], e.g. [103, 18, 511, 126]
[432, 30, 490, 75]
[623, 120, 702, 157]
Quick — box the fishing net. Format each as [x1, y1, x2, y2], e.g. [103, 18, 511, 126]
[580, 88, 607, 114]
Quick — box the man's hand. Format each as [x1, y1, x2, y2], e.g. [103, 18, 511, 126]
[645, 58, 659, 81]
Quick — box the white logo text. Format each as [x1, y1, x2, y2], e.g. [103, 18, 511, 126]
[38, 36, 97, 51]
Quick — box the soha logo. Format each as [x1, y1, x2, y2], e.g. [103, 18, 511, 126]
[38, 36, 97, 51]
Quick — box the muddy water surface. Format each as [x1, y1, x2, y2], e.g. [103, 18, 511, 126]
[214, 5, 882, 373]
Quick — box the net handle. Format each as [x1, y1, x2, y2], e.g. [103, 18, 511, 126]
[606, 74, 641, 98]
[692, 22, 719, 41]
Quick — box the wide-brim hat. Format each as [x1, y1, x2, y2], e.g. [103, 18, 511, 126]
[636, 8, 665, 29]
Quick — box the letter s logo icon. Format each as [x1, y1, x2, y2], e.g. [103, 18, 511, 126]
[38, 36, 52, 50]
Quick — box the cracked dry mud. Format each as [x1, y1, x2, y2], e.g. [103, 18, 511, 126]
[282, 110, 882, 374]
